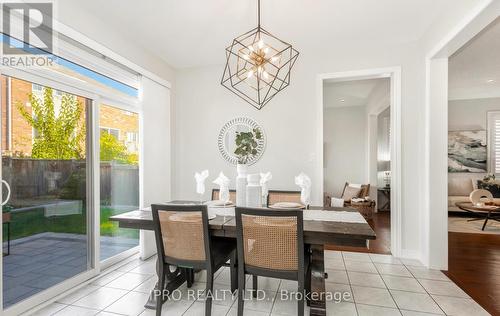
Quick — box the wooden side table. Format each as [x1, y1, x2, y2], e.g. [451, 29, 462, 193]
[2, 212, 11, 256]
[351, 200, 376, 220]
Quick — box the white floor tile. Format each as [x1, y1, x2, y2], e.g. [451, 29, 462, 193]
[369, 254, 402, 265]
[326, 301, 357, 316]
[344, 260, 378, 274]
[56, 284, 101, 304]
[129, 260, 157, 275]
[390, 290, 443, 314]
[348, 271, 386, 288]
[183, 301, 230, 316]
[279, 279, 299, 292]
[271, 295, 309, 316]
[246, 276, 281, 292]
[197, 282, 237, 307]
[342, 252, 372, 262]
[96, 312, 126, 316]
[53, 305, 99, 316]
[356, 303, 402, 316]
[325, 250, 343, 259]
[405, 266, 449, 281]
[73, 287, 128, 310]
[115, 258, 143, 272]
[29, 302, 67, 316]
[325, 258, 346, 270]
[351, 286, 397, 308]
[400, 311, 443, 316]
[90, 271, 125, 286]
[326, 269, 349, 285]
[133, 276, 157, 294]
[227, 305, 270, 316]
[325, 282, 354, 303]
[139, 298, 194, 316]
[105, 272, 152, 290]
[381, 275, 426, 293]
[432, 295, 490, 316]
[417, 279, 469, 298]
[214, 267, 240, 286]
[104, 291, 150, 316]
[238, 289, 276, 313]
[400, 258, 424, 267]
[374, 263, 412, 277]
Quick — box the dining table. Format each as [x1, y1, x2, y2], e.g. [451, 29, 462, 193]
[110, 202, 376, 316]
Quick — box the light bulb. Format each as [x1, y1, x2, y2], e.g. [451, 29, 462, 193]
[264, 47, 269, 55]
[257, 66, 263, 74]
[247, 70, 254, 78]
[263, 71, 269, 80]
[271, 55, 280, 63]
[258, 40, 264, 49]
[248, 46, 254, 52]
[243, 54, 249, 60]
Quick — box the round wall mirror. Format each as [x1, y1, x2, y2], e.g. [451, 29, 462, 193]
[217, 117, 266, 165]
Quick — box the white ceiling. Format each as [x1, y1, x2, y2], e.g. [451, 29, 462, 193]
[323, 78, 388, 109]
[63, 0, 458, 69]
[449, 18, 500, 101]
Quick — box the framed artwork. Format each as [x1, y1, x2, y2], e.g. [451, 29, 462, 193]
[448, 130, 487, 173]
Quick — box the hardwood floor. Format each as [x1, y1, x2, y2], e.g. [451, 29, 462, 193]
[326, 211, 391, 254]
[445, 231, 500, 316]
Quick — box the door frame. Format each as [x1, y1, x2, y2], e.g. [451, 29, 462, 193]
[316, 67, 402, 257]
[425, 0, 499, 269]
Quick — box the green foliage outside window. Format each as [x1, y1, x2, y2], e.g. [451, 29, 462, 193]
[16, 87, 86, 159]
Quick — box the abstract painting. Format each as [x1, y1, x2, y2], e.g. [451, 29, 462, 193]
[448, 130, 487, 173]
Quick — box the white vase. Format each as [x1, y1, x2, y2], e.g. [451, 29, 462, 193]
[236, 164, 248, 207]
[246, 173, 262, 207]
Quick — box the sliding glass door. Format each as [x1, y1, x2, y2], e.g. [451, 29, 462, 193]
[99, 104, 139, 261]
[1, 75, 94, 308]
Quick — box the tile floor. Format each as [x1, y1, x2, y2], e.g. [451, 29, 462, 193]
[3, 232, 138, 308]
[26, 251, 491, 316]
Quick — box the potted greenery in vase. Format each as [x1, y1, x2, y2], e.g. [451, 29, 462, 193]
[234, 128, 262, 206]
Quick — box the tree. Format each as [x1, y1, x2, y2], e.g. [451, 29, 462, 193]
[17, 87, 86, 159]
[100, 133, 138, 165]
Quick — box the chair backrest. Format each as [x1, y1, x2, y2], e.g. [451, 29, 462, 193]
[341, 183, 370, 199]
[235, 207, 304, 273]
[266, 190, 302, 207]
[211, 188, 237, 202]
[151, 204, 210, 267]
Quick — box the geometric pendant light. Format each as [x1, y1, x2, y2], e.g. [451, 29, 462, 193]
[221, 0, 299, 110]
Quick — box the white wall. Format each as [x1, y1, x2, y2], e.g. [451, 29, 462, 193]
[323, 106, 367, 196]
[173, 40, 425, 259]
[449, 97, 500, 130]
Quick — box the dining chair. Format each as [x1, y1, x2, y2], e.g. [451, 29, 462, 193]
[267, 190, 308, 208]
[151, 204, 237, 316]
[211, 188, 237, 202]
[235, 207, 310, 316]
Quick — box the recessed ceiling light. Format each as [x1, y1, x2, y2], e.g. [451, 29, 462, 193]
[487, 79, 495, 83]
[340, 99, 345, 102]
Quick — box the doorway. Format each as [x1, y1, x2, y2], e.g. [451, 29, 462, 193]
[317, 67, 402, 257]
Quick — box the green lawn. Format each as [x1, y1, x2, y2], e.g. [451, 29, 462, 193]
[3, 205, 139, 241]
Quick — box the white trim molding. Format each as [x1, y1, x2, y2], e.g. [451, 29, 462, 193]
[316, 67, 403, 258]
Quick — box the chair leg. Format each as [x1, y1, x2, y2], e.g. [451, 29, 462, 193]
[305, 263, 311, 307]
[205, 270, 214, 316]
[186, 268, 193, 288]
[237, 267, 246, 316]
[156, 265, 166, 316]
[252, 275, 258, 298]
[230, 252, 238, 293]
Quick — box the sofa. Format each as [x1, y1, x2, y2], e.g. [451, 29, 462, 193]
[447, 174, 500, 212]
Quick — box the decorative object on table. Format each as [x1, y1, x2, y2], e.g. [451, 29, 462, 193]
[246, 173, 262, 207]
[194, 170, 209, 202]
[213, 172, 231, 204]
[469, 189, 493, 206]
[260, 171, 272, 207]
[350, 199, 376, 220]
[448, 130, 487, 173]
[477, 174, 500, 198]
[236, 164, 248, 207]
[221, 0, 299, 110]
[294, 172, 311, 207]
[218, 117, 266, 166]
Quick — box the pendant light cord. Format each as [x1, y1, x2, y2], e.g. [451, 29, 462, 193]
[258, 0, 261, 28]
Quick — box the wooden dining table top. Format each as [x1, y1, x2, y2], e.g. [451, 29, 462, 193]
[110, 203, 376, 247]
